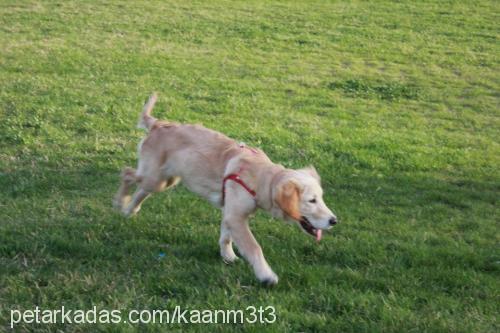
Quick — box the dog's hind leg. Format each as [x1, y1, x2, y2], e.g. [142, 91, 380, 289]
[122, 177, 179, 217]
[120, 172, 159, 217]
[121, 166, 179, 217]
[113, 167, 137, 210]
[113, 166, 158, 217]
[116, 143, 179, 217]
[122, 188, 150, 217]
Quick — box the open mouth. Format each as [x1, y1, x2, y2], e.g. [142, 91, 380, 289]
[299, 216, 322, 241]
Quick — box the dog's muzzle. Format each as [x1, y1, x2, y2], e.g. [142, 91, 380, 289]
[299, 216, 323, 241]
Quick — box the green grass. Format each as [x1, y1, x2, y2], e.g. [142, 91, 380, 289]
[0, 0, 499, 332]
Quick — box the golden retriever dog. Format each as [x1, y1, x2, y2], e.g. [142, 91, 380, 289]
[113, 93, 338, 285]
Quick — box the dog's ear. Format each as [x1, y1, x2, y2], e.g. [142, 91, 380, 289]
[276, 180, 302, 220]
[302, 166, 320, 182]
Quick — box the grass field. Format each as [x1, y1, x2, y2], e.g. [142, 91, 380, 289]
[0, 1, 499, 332]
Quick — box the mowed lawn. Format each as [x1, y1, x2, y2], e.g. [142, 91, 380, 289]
[0, 1, 499, 332]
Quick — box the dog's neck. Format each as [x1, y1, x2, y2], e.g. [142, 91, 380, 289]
[255, 166, 290, 215]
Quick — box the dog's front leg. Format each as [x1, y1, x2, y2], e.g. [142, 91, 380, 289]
[219, 220, 238, 263]
[227, 216, 278, 285]
[222, 186, 278, 285]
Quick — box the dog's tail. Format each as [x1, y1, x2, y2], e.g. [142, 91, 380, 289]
[137, 93, 158, 131]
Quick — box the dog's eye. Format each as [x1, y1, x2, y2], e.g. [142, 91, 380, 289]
[309, 198, 317, 204]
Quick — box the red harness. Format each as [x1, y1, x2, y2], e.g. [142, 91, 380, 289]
[221, 173, 256, 205]
[221, 144, 258, 205]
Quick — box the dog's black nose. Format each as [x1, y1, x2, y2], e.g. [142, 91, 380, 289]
[329, 217, 338, 225]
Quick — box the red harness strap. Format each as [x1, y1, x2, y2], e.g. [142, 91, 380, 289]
[221, 173, 256, 205]
[221, 144, 259, 205]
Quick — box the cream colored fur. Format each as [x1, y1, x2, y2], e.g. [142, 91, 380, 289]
[113, 94, 337, 285]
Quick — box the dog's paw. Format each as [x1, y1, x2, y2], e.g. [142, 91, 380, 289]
[220, 246, 239, 264]
[121, 205, 140, 217]
[257, 270, 279, 286]
[113, 195, 130, 211]
[222, 253, 239, 264]
[260, 275, 279, 286]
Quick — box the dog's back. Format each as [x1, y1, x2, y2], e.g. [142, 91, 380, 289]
[137, 100, 244, 205]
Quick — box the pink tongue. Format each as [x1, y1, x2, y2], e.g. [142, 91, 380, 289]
[315, 229, 322, 242]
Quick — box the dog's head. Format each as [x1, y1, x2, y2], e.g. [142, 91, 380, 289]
[273, 167, 337, 241]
